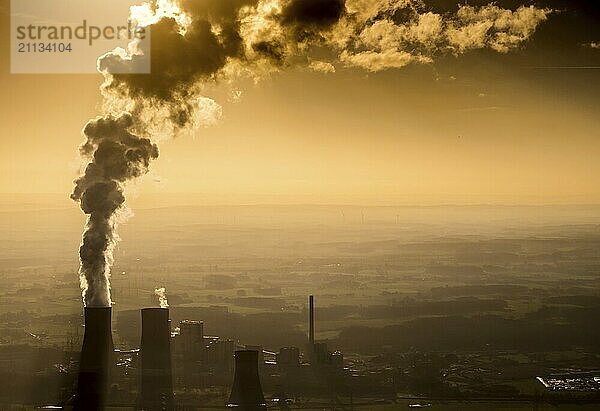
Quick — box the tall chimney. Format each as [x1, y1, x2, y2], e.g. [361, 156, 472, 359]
[228, 350, 266, 410]
[74, 307, 114, 411]
[309, 295, 315, 346]
[140, 308, 174, 410]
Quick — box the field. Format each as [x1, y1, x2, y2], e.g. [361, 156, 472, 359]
[0, 197, 599, 406]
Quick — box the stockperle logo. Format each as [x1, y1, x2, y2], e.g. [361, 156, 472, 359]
[11, 0, 151, 74]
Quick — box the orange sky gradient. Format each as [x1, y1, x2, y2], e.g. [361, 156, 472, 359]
[1, 0, 599, 206]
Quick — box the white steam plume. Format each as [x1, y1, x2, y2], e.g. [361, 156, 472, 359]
[154, 287, 169, 308]
[72, 0, 550, 307]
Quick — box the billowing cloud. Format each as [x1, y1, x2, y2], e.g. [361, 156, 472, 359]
[99, 0, 550, 102]
[73, 0, 551, 307]
[340, 49, 430, 71]
[72, 114, 158, 307]
[338, 2, 550, 71]
[447, 5, 551, 53]
[308, 60, 336, 73]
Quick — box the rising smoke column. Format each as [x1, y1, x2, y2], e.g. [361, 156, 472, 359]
[154, 287, 169, 308]
[73, 0, 550, 307]
[72, 114, 158, 307]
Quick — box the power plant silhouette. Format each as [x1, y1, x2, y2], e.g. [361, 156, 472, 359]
[71, 295, 332, 409]
[228, 350, 267, 410]
[73, 303, 271, 410]
[74, 307, 114, 411]
[140, 308, 174, 410]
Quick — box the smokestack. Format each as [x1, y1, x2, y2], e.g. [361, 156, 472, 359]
[140, 308, 174, 410]
[228, 350, 266, 410]
[74, 307, 114, 411]
[309, 295, 314, 346]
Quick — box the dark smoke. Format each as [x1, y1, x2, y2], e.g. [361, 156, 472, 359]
[72, 0, 550, 307]
[97, 0, 550, 129]
[281, 0, 345, 26]
[101, 17, 232, 102]
[99, 0, 349, 109]
[72, 114, 158, 307]
[252, 40, 287, 63]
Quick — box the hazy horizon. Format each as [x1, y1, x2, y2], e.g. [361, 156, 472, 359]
[1, 0, 599, 408]
[4, 192, 600, 208]
[2, 1, 600, 205]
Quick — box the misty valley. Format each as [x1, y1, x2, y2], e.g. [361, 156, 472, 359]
[2, 0, 599, 408]
[0, 201, 598, 409]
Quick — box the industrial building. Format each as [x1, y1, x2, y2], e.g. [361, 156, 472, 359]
[70, 294, 346, 409]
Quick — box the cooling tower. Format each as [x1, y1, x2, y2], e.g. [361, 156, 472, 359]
[74, 307, 114, 411]
[140, 308, 174, 410]
[228, 350, 267, 410]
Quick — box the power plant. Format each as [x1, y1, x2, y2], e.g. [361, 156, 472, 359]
[74, 307, 114, 411]
[139, 308, 174, 410]
[71, 295, 334, 409]
[228, 350, 267, 410]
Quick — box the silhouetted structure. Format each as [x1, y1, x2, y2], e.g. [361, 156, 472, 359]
[179, 320, 203, 356]
[74, 307, 114, 411]
[245, 345, 264, 366]
[309, 295, 315, 347]
[140, 308, 174, 410]
[228, 350, 266, 410]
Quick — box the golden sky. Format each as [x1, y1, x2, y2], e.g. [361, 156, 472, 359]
[1, 0, 599, 205]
